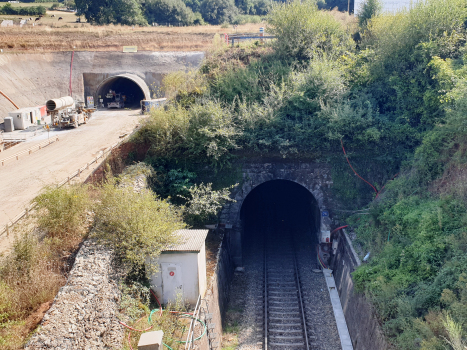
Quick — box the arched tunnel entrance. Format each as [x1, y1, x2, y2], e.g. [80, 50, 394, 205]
[240, 180, 321, 249]
[96, 74, 150, 109]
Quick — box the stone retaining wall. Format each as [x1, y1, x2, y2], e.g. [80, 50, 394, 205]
[25, 240, 123, 350]
[331, 229, 390, 350]
[197, 229, 234, 350]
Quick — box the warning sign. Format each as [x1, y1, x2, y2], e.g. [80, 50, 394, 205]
[169, 271, 175, 276]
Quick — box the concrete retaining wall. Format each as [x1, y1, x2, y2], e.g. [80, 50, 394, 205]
[0, 51, 204, 122]
[331, 229, 390, 350]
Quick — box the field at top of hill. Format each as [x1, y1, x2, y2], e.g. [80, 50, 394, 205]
[0, 7, 354, 52]
[0, 22, 267, 52]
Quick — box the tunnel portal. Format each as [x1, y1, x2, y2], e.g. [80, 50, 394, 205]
[240, 179, 321, 245]
[96, 74, 150, 108]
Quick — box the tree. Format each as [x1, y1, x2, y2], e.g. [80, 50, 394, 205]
[200, 0, 238, 24]
[144, 0, 195, 25]
[75, 0, 147, 25]
[357, 0, 381, 29]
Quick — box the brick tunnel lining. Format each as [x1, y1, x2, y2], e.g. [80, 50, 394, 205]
[240, 179, 321, 246]
[96, 76, 148, 108]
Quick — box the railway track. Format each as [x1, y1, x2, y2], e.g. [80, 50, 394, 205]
[263, 228, 319, 350]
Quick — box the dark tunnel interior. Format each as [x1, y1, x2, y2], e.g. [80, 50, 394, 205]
[240, 180, 320, 246]
[97, 77, 146, 108]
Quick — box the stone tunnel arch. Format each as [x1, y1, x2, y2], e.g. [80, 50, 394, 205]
[219, 162, 333, 266]
[96, 74, 151, 108]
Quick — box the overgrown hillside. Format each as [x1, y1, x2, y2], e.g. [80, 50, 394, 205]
[132, 0, 467, 348]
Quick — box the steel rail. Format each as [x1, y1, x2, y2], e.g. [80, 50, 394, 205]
[263, 228, 311, 350]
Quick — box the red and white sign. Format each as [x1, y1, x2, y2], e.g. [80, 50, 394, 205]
[169, 271, 175, 276]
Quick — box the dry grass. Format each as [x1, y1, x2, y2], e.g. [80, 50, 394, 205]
[0, 219, 80, 349]
[0, 8, 356, 52]
[329, 8, 358, 32]
[0, 185, 92, 349]
[0, 22, 264, 52]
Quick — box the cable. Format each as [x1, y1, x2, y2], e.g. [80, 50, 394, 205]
[375, 173, 399, 199]
[124, 288, 207, 350]
[331, 225, 348, 235]
[0, 90, 19, 109]
[317, 245, 328, 269]
[341, 139, 378, 194]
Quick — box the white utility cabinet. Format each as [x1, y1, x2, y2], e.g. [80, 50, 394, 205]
[8, 107, 40, 130]
[148, 229, 208, 306]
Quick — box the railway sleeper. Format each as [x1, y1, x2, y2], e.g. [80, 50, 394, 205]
[269, 335, 306, 340]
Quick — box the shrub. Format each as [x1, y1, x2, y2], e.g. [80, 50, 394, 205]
[267, 0, 353, 59]
[231, 14, 262, 25]
[92, 177, 185, 272]
[34, 185, 91, 239]
[181, 182, 236, 227]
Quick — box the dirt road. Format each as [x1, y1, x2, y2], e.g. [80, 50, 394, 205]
[0, 109, 144, 253]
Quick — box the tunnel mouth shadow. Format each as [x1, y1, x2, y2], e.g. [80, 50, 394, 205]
[96, 74, 150, 109]
[240, 179, 321, 247]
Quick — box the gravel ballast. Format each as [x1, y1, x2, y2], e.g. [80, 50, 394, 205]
[24, 241, 123, 350]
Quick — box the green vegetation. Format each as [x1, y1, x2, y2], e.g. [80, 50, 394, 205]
[0, 3, 46, 15]
[128, 0, 467, 347]
[74, 0, 348, 25]
[92, 169, 185, 273]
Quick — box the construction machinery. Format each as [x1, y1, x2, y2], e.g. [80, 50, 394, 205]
[46, 96, 95, 128]
[106, 91, 125, 109]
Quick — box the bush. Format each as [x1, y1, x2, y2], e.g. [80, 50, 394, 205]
[92, 177, 185, 272]
[34, 185, 91, 239]
[267, 0, 353, 59]
[231, 14, 261, 25]
[181, 182, 236, 227]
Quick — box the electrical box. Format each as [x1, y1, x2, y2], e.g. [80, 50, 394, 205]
[148, 229, 208, 306]
[4, 117, 14, 132]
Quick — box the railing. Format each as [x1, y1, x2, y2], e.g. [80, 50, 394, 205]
[0, 137, 59, 165]
[0, 132, 133, 237]
[227, 33, 275, 46]
[185, 294, 202, 350]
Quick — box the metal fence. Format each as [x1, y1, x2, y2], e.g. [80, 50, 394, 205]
[0, 132, 133, 237]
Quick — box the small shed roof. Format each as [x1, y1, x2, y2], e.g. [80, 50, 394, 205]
[163, 229, 208, 252]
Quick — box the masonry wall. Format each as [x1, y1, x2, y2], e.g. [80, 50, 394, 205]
[219, 160, 335, 266]
[197, 230, 234, 350]
[331, 229, 390, 350]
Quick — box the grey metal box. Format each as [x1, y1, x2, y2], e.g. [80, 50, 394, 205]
[4, 117, 14, 132]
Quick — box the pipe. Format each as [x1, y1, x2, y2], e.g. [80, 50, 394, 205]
[69, 51, 74, 97]
[46, 96, 74, 111]
[341, 139, 378, 194]
[0, 90, 19, 109]
[331, 225, 348, 235]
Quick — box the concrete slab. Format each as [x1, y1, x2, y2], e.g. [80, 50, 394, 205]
[323, 268, 354, 350]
